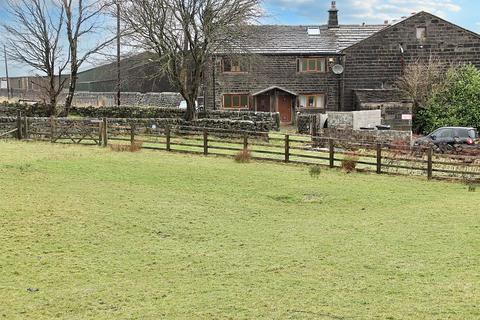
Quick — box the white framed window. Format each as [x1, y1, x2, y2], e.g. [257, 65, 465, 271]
[298, 94, 325, 109]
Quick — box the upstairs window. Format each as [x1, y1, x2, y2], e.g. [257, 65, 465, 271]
[416, 27, 426, 40]
[298, 58, 326, 73]
[223, 94, 249, 109]
[299, 94, 325, 109]
[222, 58, 248, 73]
[307, 27, 320, 35]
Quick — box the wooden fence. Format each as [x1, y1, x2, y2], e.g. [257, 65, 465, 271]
[2, 115, 480, 182]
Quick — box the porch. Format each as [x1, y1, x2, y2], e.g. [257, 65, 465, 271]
[252, 86, 297, 124]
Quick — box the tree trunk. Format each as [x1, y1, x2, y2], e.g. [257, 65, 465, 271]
[184, 98, 196, 121]
[64, 73, 77, 116]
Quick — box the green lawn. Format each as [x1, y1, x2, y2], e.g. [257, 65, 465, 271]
[0, 141, 479, 319]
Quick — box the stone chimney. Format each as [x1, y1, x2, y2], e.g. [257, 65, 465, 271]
[328, 1, 339, 28]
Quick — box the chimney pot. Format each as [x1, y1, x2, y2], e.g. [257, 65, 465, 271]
[328, 1, 339, 28]
[384, 20, 389, 25]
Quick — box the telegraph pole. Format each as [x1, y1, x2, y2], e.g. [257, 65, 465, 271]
[3, 45, 11, 100]
[116, 0, 121, 107]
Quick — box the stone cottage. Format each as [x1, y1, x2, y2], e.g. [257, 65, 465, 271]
[205, 1, 480, 125]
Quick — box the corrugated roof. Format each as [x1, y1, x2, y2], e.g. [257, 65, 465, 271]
[243, 24, 387, 54]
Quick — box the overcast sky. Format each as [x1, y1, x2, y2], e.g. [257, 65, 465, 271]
[1, 0, 479, 77]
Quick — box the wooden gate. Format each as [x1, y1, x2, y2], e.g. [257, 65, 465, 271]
[50, 119, 102, 145]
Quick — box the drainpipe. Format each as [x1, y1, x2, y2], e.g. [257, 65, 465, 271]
[212, 56, 216, 110]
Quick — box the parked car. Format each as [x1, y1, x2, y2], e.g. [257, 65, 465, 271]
[414, 127, 479, 150]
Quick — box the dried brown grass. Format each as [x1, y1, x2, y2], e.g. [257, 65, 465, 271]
[341, 152, 359, 173]
[234, 149, 251, 163]
[110, 140, 143, 152]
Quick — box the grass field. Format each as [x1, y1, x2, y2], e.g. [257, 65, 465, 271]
[0, 141, 479, 319]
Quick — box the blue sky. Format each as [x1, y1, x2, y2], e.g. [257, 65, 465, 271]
[1, 0, 480, 77]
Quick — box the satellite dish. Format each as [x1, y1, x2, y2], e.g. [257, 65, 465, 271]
[332, 64, 344, 75]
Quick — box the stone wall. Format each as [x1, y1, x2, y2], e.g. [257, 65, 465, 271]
[321, 110, 381, 130]
[342, 12, 480, 111]
[319, 128, 412, 144]
[297, 113, 328, 134]
[71, 92, 183, 107]
[11, 117, 271, 139]
[358, 102, 413, 131]
[0, 89, 183, 108]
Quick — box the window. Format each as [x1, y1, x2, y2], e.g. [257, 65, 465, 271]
[298, 58, 326, 73]
[432, 128, 452, 139]
[223, 94, 249, 108]
[222, 58, 248, 73]
[307, 27, 320, 35]
[416, 27, 426, 40]
[298, 94, 325, 109]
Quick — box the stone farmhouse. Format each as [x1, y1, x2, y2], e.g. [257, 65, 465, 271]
[205, 1, 480, 125]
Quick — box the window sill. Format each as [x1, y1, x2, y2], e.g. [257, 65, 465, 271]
[297, 71, 327, 74]
[222, 72, 249, 75]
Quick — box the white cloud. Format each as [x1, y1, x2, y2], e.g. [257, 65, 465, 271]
[349, 0, 461, 21]
[265, 0, 462, 24]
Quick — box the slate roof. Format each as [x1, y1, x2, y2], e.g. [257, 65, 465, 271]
[243, 24, 387, 54]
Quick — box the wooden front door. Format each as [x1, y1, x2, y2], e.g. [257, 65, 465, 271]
[278, 95, 292, 123]
[256, 95, 270, 112]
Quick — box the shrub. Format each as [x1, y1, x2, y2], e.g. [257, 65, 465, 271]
[234, 149, 251, 163]
[110, 140, 143, 152]
[417, 64, 480, 134]
[309, 165, 321, 179]
[341, 152, 359, 173]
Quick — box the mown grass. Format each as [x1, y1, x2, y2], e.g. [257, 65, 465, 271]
[0, 141, 479, 319]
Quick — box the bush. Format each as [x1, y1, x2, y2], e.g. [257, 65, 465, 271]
[341, 152, 359, 173]
[417, 64, 480, 134]
[234, 149, 251, 163]
[309, 165, 321, 178]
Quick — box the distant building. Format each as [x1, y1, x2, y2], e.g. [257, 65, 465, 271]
[0, 53, 176, 100]
[76, 53, 175, 93]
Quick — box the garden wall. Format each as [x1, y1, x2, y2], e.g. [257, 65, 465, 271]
[0, 89, 183, 108]
[1, 102, 280, 132]
[319, 128, 412, 144]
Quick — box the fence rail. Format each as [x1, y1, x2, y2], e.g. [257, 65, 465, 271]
[2, 114, 480, 182]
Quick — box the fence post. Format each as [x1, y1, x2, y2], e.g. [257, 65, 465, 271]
[166, 126, 171, 151]
[310, 115, 317, 138]
[329, 139, 335, 168]
[376, 143, 382, 174]
[50, 116, 55, 143]
[130, 123, 135, 146]
[203, 129, 208, 156]
[243, 133, 248, 151]
[102, 117, 108, 147]
[98, 122, 103, 146]
[284, 134, 290, 163]
[16, 110, 22, 140]
[23, 116, 28, 139]
[427, 147, 433, 180]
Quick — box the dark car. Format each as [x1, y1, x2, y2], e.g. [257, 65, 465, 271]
[414, 127, 479, 150]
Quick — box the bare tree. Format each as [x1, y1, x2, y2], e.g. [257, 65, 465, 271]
[396, 57, 445, 112]
[1, 0, 68, 114]
[121, 0, 262, 121]
[60, 0, 117, 115]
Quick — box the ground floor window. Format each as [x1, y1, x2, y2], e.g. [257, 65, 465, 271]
[298, 94, 325, 109]
[223, 94, 249, 109]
